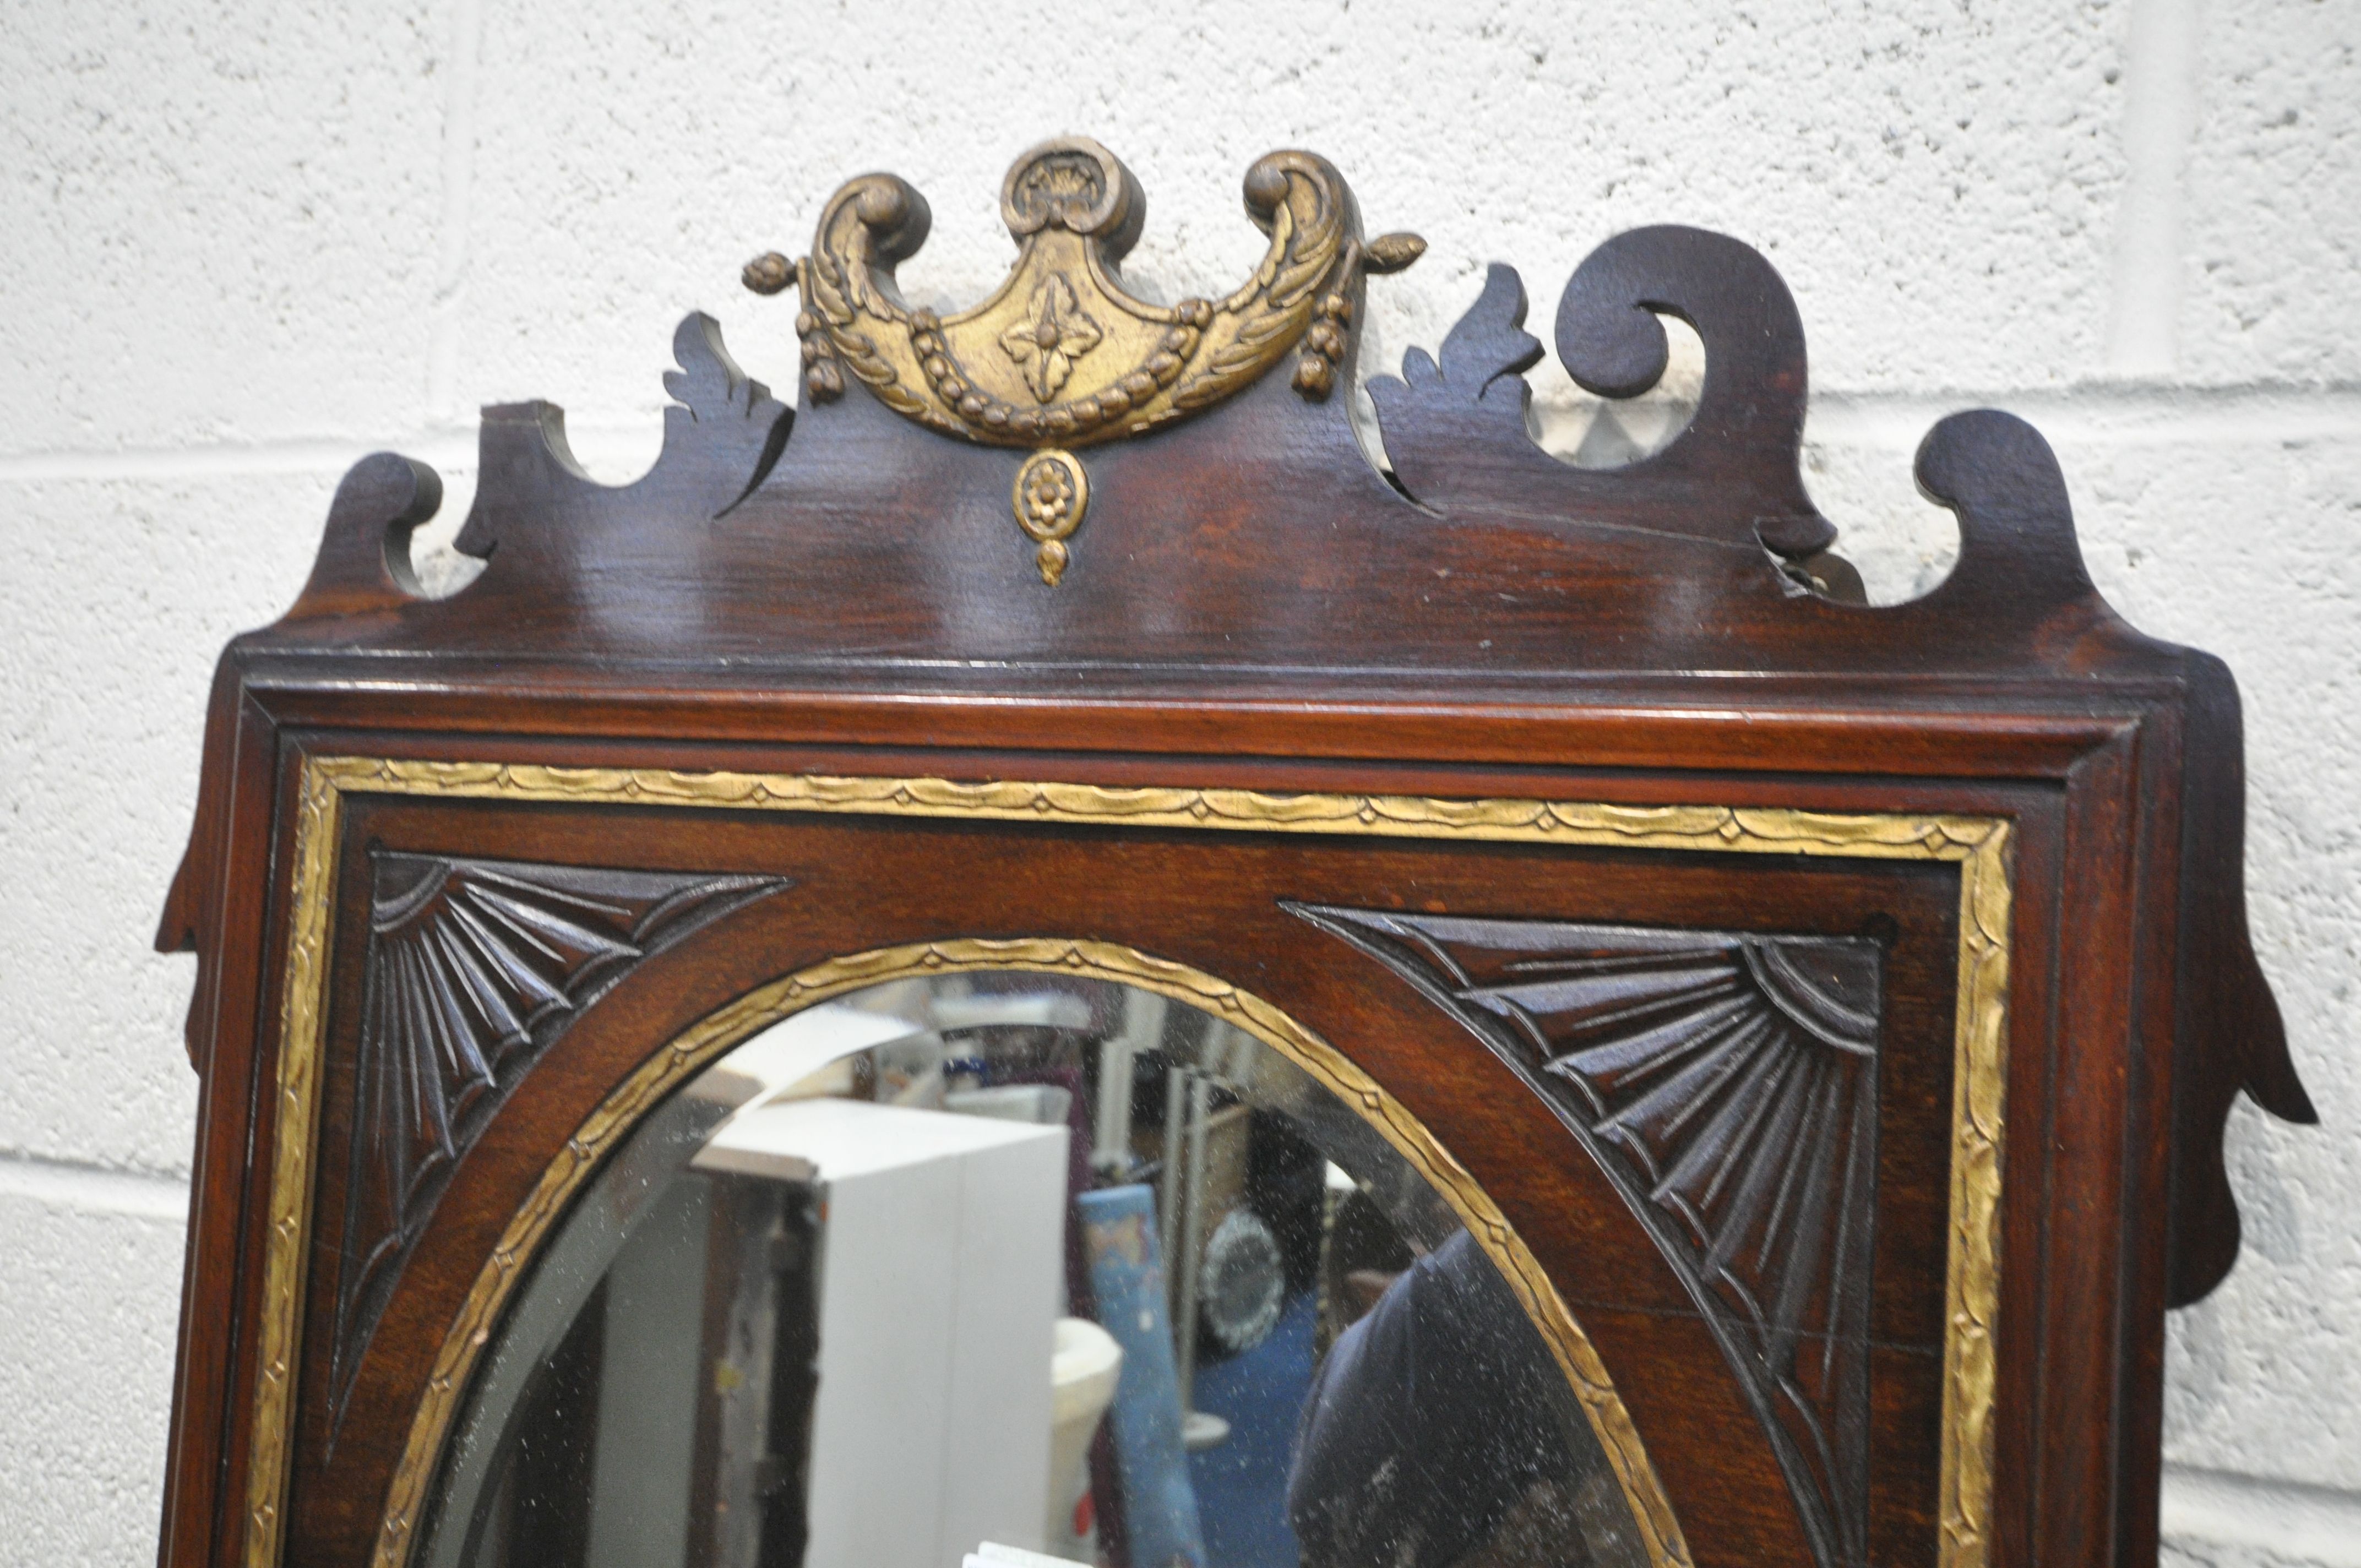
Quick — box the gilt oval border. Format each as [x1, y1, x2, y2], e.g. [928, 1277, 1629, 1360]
[367, 936, 1692, 1568]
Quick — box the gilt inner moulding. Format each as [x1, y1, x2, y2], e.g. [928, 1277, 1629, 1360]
[154, 134, 2313, 1568]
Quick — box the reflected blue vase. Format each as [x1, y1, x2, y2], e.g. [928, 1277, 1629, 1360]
[1076, 1184, 1206, 1568]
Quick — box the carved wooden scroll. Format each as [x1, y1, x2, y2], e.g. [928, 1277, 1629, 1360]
[328, 853, 781, 1427]
[1296, 908, 1884, 1568]
[1368, 245, 1834, 559]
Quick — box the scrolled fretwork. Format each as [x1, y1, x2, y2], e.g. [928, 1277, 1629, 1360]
[1368, 228, 1840, 564]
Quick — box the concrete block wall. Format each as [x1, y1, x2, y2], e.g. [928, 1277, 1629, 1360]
[1, 2, 2353, 1562]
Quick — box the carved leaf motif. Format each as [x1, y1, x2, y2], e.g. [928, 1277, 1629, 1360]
[998, 275, 1104, 402]
[1370, 260, 1544, 426]
[329, 853, 781, 1428]
[1292, 906, 1882, 1568]
[657, 313, 793, 516]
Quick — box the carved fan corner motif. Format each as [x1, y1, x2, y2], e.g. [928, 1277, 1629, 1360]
[326, 853, 785, 1428]
[1291, 903, 1885, 1568]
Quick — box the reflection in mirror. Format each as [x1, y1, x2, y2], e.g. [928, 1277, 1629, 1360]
[417, 971, 1647, 1568]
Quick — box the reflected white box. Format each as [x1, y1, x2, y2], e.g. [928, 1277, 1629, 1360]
[696, 1096, 1069, 1568]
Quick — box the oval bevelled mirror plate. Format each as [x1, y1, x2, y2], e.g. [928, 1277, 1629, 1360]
[414, 970, 1650, 1568]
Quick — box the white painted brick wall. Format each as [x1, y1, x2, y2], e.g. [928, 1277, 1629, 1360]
[2, 1, 2353, 1562]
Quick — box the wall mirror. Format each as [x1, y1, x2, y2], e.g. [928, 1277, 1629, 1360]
[157, 136, 2312, 1568]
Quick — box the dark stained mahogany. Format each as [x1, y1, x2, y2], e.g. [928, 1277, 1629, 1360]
[153, 140, 2311, 1568]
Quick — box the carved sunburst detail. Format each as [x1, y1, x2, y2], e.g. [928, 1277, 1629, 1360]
[327, 853, 782, 1429]
[1291, 906, 1884, 1568]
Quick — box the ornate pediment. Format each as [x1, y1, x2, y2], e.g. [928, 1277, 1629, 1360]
[743, 136, 1422, 581]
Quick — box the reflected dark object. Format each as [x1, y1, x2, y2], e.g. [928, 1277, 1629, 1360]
[1199, 1208, 1286, 1354]
[1289, 1232, 1586, 1568]
[465, 1278, 604, 1566]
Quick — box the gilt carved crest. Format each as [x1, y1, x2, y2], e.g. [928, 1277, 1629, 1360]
[1295, 907, 1884, 1568]
[743, 137, 1421, 581]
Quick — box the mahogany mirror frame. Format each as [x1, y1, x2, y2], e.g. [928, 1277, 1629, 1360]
[154, 137, 2314, 1568]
